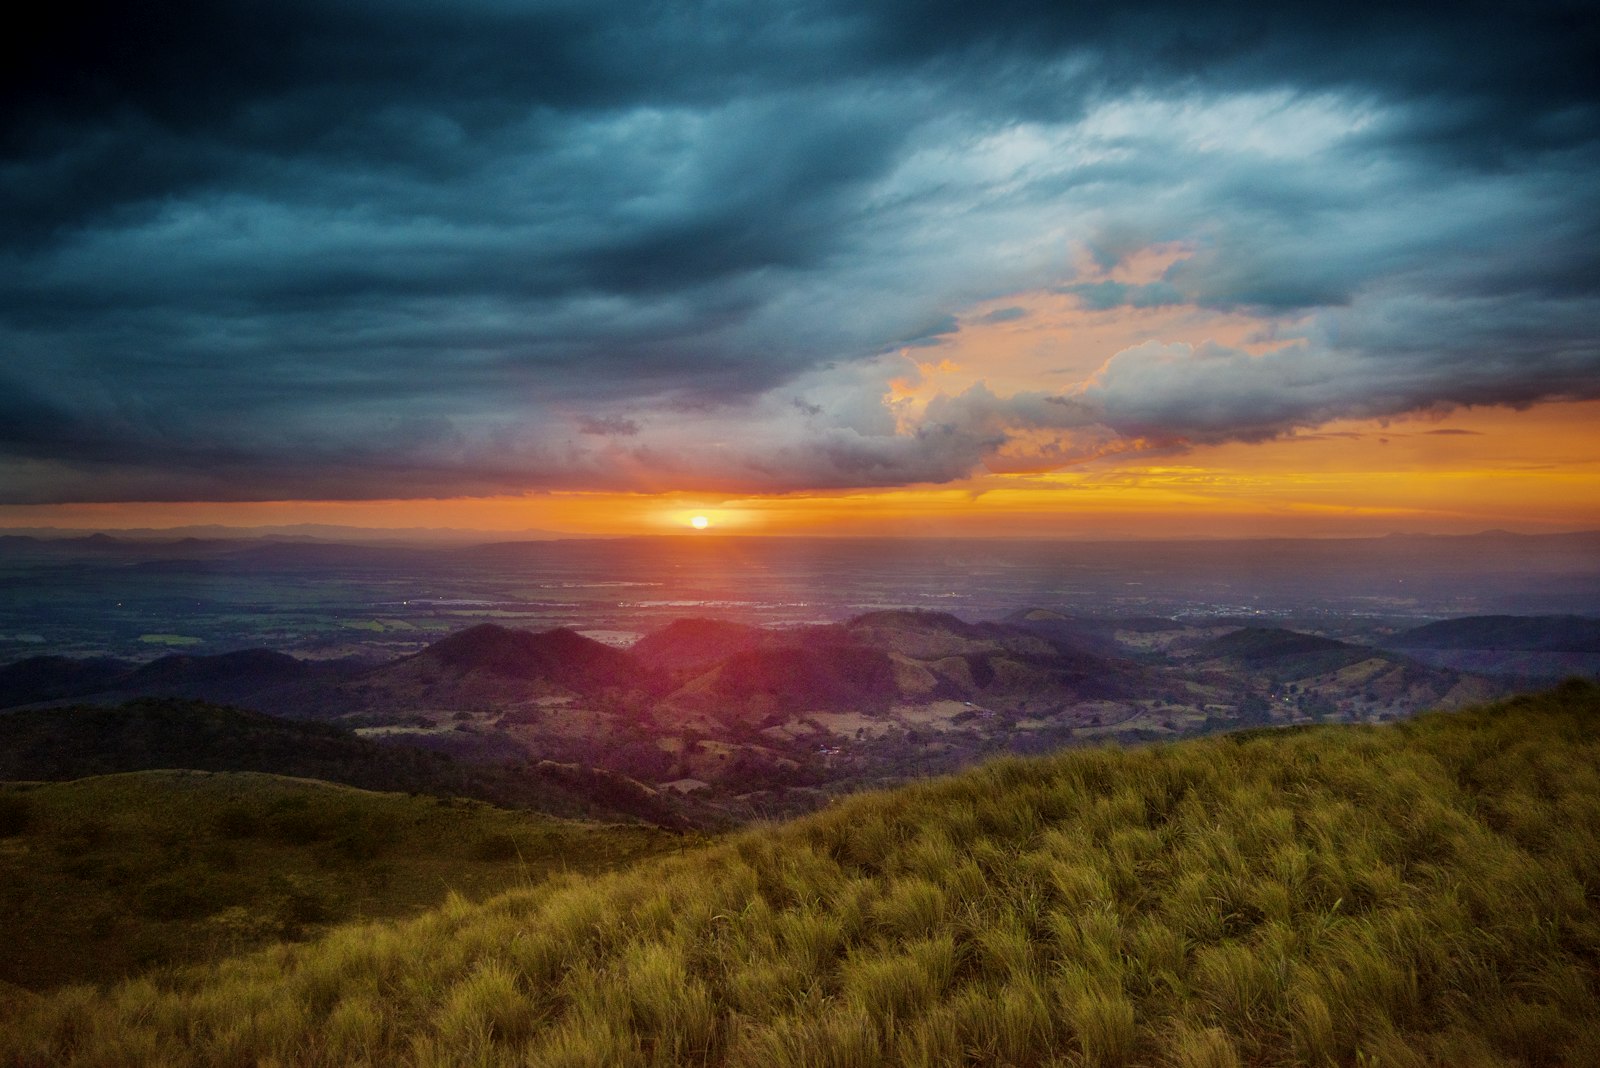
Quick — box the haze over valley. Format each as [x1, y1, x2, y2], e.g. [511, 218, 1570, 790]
[5, 530, 1596, 825]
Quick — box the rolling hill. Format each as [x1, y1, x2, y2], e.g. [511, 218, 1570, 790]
[1191, 625, 1499, 717]
[1387, 614, 1600, 652]
[1194, 626, 1359, 669]
[0, 655, 131, 707]
[4, 681, 1597, 1065]
[0, 650, 362, 713]
[1385, 614, 1600, 681]
[407, 624, 653, 694]
[630, 618, 769, 674]
[0, 699, 701, 829]
[314, 623, 668, 722]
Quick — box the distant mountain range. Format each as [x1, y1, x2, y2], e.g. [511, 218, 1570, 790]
[5, 609, 1561, 726]
[0, 609, 1137, 721]
[6, 609, 1584, 818]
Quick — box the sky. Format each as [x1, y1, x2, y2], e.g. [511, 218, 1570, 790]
[2, 0, 1598, 537]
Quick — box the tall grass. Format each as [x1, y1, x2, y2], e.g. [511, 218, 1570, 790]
[5, 681, 1600, 1066]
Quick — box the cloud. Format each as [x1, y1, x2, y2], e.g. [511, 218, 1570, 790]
[1057, 281, 1184, 311]
[0, 0, 1595, 502]
[899, 315, 962, 349]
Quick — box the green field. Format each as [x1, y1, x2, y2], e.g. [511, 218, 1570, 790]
[4, 682, 1599, 1066]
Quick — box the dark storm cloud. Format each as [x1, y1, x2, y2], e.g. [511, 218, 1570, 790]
[899, 315, 961, 349]
[1, 0, 1597, 500]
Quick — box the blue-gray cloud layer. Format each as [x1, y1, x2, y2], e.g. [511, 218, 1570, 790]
[2, 0, 1596, 500]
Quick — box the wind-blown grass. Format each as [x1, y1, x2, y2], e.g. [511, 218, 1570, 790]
[5, 681, 1600, 1066]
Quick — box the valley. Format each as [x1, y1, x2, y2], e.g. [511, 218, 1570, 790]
[1, 602, 1549, 823]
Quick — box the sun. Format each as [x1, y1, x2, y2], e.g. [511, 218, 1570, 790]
[690, 515, 710, 530]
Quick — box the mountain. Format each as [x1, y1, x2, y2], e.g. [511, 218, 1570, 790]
[1192, 625, 1499, 715]
[837, 611, 1131, 696]
[1388, 614, 1600, 652]
[0, 650, 361, 712]
[0, 625, 660, 718]
[1196, 626, 1368, 674]
[316, 624, 666, 723]
[122, 649, 336, 702]
[687, 643, 900, 723]
[0, 614, 1504, 815]
[653, 610, 1138, 728]
[1001, 608, 1133, 658]
[1383, 615, 1600, 681]
[844, 610, 1055, 658]
[630, 618, 768, 673]
[405, 624, 650, 694]
[0, 655, 133, 707]
[7, 681, 1597, 1064]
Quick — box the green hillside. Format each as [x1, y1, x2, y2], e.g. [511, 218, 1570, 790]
[0, 772, 687, 991]
[6, 682, 1600, 1066]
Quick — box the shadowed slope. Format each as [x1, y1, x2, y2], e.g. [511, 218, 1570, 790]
[0, 699, 698, 828]
[1196, 626, 1360, 667]
[1383, 615, 1600, 681]
[0, 625, 660, 716]
[0, 655, 132, 708]
[1387, 615, 1600, 652]
[0, 771, 687, 990]
[401, 624, 653, 696]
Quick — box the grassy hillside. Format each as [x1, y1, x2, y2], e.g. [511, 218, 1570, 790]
[0, 771, 688, 991]
[6, 682, 1600, 1066]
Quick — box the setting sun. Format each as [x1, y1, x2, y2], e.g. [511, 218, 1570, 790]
[689, 515, 710, 530]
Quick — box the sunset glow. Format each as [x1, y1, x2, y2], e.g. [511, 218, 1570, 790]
[2, 397, 1596, 540]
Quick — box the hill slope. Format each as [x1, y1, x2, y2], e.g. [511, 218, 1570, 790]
[1384, 615, 1600, 681]
[630, 618, 768, 674]
[0, 771, 686, 990]
[0, 624, 656, 717]
[0, 699, 699, 828]
[1387, 614, 1600, 652]
[6, 681, 1598, 1066]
